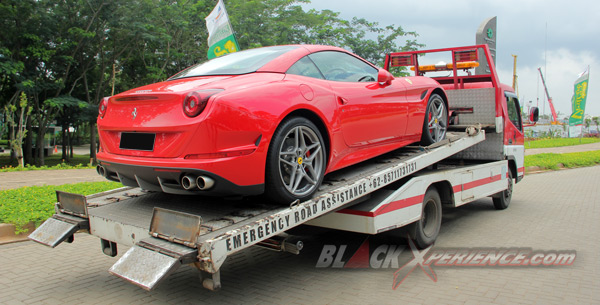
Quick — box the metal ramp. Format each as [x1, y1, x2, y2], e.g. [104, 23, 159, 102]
[109, 208, 202, 290]
[29, 191, 90, 247]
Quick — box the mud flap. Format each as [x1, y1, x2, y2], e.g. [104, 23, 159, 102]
[109, 237, 198, 290]
[29, 191, 90, 247]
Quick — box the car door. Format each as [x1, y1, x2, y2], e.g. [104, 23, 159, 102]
[308, 51, 409, 147]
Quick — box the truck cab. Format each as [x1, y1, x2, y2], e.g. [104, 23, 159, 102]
[384, 45, 536, 185]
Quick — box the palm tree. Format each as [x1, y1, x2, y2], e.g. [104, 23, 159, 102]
[585, 118, 591, 134]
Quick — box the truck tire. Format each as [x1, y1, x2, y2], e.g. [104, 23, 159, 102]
[409, 187, 442, 249]
[492, 170, 513, 210]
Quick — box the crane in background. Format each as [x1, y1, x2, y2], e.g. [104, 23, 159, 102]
[537, 67, 560, 125]
[512, 55, 519, 97]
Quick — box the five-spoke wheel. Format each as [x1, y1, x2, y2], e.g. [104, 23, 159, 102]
[421, 93, 448, 145]
[266, 117, 326, 204]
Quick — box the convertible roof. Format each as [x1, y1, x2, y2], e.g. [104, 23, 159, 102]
[257, 44, 351, 73]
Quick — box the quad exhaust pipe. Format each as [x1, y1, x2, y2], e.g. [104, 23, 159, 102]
[196, 176, 215, 191]
[181, 175, 215, 191]
[181, 175, 197, 190]
[96, 165, 107, 177]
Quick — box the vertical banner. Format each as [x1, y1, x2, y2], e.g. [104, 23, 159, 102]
[569, 67, 590, 126]
[205, 0, 240, 59]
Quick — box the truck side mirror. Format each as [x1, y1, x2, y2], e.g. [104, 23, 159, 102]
[529, 107, 539, 122]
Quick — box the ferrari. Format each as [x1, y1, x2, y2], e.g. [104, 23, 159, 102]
[96, 45, 448, 204]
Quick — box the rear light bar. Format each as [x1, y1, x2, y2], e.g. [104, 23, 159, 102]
[389, 55, 413, 67]
[184, 148, 255, 159]
[454, 49, 478, 62]
[115, 96, 159, 102]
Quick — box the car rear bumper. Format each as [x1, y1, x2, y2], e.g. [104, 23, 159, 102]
[96, 159, 264, 197]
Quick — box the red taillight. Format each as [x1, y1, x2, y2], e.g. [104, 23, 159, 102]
[182, 90, 222, 118]
[98, 97, 109, 118]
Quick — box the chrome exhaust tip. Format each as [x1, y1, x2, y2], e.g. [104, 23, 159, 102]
[181, 175, 197, 190]
[96, 165, 106, 177]
[196, 176, 215, 190]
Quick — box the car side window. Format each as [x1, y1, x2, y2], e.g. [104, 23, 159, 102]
[286, 56, 325, 79]
[506, 95, 523, 131]
[308, 51, 378, 82]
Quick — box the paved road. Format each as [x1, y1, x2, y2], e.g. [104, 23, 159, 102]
[0, 166, 598, 304]
[0, 169, 105, 190]
[524, 141, 600, 155]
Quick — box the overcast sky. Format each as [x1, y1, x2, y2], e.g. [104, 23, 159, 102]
[304, 0, 599, 117]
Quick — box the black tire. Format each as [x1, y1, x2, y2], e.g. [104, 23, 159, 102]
[265, 117, 327, 204]
[409, 187, 442, 249]
[421, 93, 448, 145]
[492, 170, 513, 210]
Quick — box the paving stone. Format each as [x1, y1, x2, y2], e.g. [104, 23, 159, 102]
[0, 166, 597, 304]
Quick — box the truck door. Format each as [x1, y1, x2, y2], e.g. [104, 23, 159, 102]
[504, 92, 525, 180]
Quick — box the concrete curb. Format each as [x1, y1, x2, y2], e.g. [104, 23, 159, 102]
[0, 222, 36, 245]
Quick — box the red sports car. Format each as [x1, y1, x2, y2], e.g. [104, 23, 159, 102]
[96, 45, 448, 203]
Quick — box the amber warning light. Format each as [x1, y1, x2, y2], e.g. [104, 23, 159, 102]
[410, 62, 479, 72]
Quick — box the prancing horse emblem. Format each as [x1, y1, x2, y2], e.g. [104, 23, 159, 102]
[132, 107, 137, 120]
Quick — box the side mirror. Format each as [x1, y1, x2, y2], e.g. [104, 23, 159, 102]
[529, 107, 539, 122]
[377, 69, 394, 85]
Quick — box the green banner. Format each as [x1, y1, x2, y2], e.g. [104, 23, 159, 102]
[205, 0, 240, 59]
[569, 69, 590, 126]
[207, 34, 239, 59]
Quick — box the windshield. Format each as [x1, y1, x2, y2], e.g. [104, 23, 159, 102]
[170, 46, 298, 79]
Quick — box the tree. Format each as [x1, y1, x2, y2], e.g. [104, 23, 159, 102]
[584, 117, 591, 133]
[1, 0, 424, 166]
[4, 92, 32, 167]
[46, 95, 87, 161]
[593, 116, 599, 135]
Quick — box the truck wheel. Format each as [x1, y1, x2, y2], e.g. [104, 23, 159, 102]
[421, 94, 447, 145]
[409, 187, 442, 249]
[492, 170, 513, 210]
[265, 117, 326, 204]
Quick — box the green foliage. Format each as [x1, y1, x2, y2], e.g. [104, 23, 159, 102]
[0, 153, 94, 171]
[525, 137, 600, 149]
[1, 0, 423, 166]
[525, 151, 600, 170]
[228, 0, 421, 68]
[0, 182, 122, 233]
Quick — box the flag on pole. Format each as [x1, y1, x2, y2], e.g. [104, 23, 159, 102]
[205, 0, 240, 59]
[569, 67, 590, 126]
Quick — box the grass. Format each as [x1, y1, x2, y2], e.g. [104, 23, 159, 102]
[0, 154, 95, 172]
[0, 182, 122, 233]
[525, 137, 600, 149]
[525, 150, 600, 171]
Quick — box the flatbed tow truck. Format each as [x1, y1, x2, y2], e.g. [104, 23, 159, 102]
[29, 45, 536, 291]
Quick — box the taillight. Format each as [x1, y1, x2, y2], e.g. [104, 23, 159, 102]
[182, 90, 222, 117]
[98, 97, 109, 118]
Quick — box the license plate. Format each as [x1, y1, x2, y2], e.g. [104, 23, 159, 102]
[120, 132, 155, 151]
